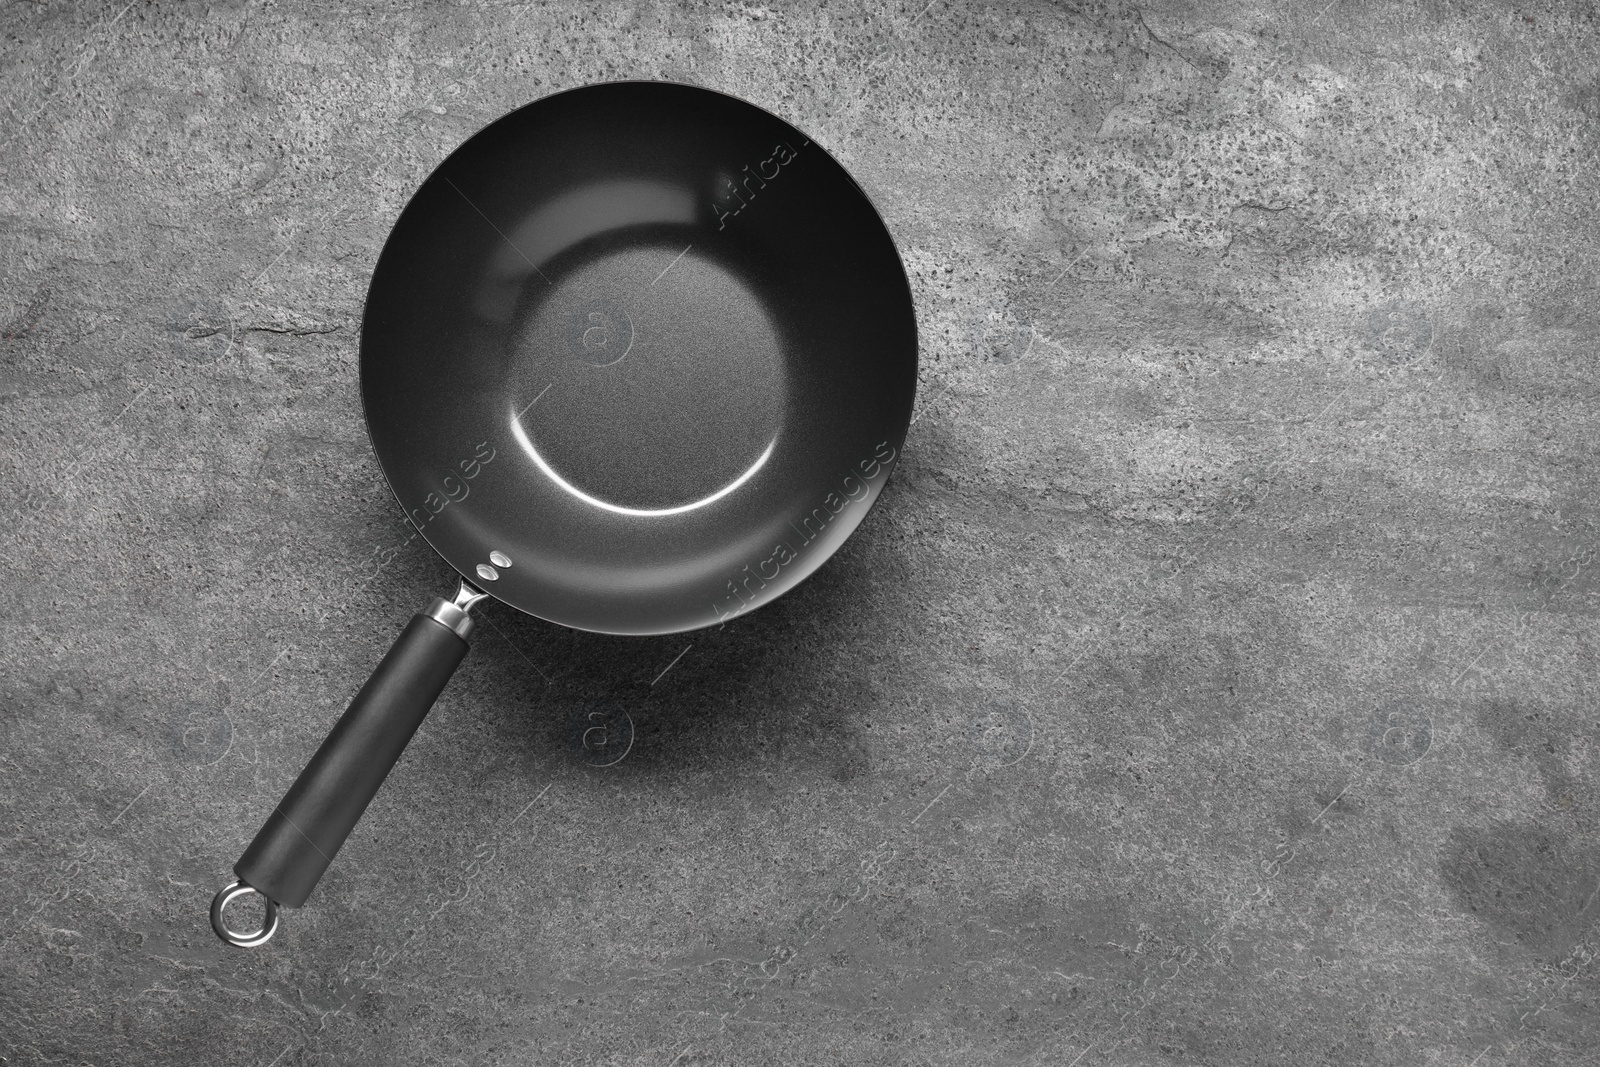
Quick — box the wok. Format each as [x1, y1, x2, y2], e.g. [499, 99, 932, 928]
[210, 81, 917, 947]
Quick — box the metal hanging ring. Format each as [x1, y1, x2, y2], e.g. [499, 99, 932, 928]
[210, 879, 280, 948]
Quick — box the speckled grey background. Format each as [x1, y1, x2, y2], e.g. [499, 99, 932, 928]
[3, 1, 1598, 1064]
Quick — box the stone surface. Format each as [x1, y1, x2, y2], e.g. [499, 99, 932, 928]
[3, 1, 1599, 1064]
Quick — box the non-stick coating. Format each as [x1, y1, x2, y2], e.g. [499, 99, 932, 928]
[360, 82, 917, 635]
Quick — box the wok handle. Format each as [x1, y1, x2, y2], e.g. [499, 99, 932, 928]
[211, 582, 487, 947]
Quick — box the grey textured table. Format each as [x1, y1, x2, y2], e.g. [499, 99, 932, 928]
[3, 2, 1598, 1064]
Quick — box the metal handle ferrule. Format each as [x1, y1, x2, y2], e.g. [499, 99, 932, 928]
[425, 579, 489, 639]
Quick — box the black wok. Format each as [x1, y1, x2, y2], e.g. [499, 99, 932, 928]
[210, 81, 917, 947]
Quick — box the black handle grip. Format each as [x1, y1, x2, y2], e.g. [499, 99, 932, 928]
[233, 613, 469, 909]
